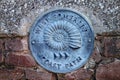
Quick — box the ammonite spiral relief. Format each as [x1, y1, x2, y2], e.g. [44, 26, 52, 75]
[29, 9, 94, 73]
[44, 20, 81, 50]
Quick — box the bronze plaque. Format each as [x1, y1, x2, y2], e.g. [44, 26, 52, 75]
[29, 9, 94, 73]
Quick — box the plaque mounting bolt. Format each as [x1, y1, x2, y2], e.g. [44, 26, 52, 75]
[31, 40, 36, 44]
[88, 38, 92, 42]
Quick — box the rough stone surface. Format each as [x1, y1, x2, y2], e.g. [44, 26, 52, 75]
[0, 0, 120, 37]
[0, 68, 24, 80]
[25, 69, 56, 80]
[96, 60, 120, 80]
[65, 68, 94, 80]
[5, 52, 36, 67]
[5, 37, 28, 51]
[103, 37, 120, 58]
[57, 74, 66, 80]
[84, 58, 96, 69]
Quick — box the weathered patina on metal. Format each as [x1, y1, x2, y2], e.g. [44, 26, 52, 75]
[29, 9, 94, 73]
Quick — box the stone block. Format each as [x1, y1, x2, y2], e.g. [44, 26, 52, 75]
[96, 60, 120, 80]
[0, 53, 3, 63]
[91, 41, 102, 63]
[65, 68, 94, 80]
[5, 37, 28, 51]
[102, 31, 120, 36]
[5, 52, 36, 67]
[0, 39, 4, 63]
[103, 37, 120, 58]
[25, 69, 56, 80]
[0, 39, 3, 53]
[0, 68, 24, 80]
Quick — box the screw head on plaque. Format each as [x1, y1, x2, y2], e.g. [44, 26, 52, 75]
[29, 9, 94, 73]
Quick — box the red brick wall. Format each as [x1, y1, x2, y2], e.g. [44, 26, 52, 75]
[0, 37, 56, 80]
[0, 32, 120, 80]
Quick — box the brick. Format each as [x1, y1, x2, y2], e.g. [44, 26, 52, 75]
[5, 37, 28, 51]
[100, 58, 114, 64]
[0, 40, 2, 49]
[103, 37, 120, 58]
[0, 68, 24, 80]
[91, 41, 102, 63]
[0, 39, 3, 53]
[0, 39, 4, 63]
[25, 69, 56, 80]
[0, 53, 3, 63]
[95, 35, 104, 41]
[102, 31, 120, 36]
[96, 60, 120, 80]
[5, 52, 36, 67]
[65, 68, 94, 80]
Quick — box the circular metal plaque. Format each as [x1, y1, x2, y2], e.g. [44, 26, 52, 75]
[29, 9, 94, 73]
